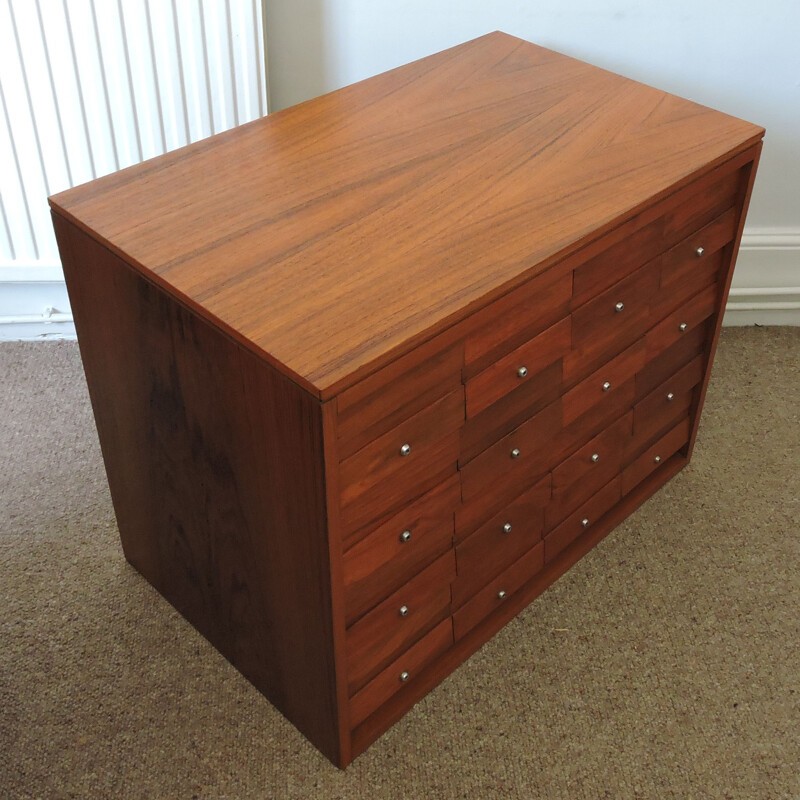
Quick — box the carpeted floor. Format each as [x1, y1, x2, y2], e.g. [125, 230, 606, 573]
[0, 328, 798, 800]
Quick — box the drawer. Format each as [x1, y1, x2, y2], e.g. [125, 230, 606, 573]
[452, 542, 545, 640]
[343, 475, 460, 626]
[339, 388, 463, 534]
[460, 399, 562, 505]
[631, 354, 704, 452]
[464, 268, 572, 374]
[565, 258, 660, 384]
[544, 477, 622, 564]
[561, 339, 646, 426]
[572, 166, 740, 307]
[622, 418, 691, 495]
[336, 338, 463, 460]
[453, 474, 551, 607]
[349, 619, 453, 729]
[546, 411, 633, 529]
[465, 317, 571, 418]
[346, 550, 455, 694]
[645, 283, 718, 361]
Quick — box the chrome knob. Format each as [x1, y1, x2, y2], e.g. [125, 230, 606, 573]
[398, 605, 409, 617]
[695, 246, 705, 258]
[497, 590, 507, 600]
[666, 392, 675, 402]
[591, 453, 599, 463]
[517, 366, 528, 379]
[510, 448, 521, 459]
[679, 322, 688, 332]
[581, 518, 590, 528]
[503, 522, 513, 534]
[615, 301, 625, 312]
[399, 443, 411, 457]
[399, 530, 412, 543]
[399, 671, 410, 682]
[602, 381, 611, 392]
[654, 455, 662, 464]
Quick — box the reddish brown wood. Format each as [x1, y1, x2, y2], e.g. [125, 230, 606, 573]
[645, 283, 718, 359]
[622, 419, 691, 495]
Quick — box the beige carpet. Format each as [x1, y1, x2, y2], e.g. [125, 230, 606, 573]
[1, 328, 798, 799]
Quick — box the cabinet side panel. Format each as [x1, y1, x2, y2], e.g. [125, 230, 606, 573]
[52, 213, 342, 764]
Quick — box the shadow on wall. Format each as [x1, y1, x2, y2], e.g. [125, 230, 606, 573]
[264, 0, 328, 111]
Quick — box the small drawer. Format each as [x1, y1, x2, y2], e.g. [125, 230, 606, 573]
[336, 338, 463, 460]
[544, 476, 622, 564]
[339, 388, 463, 534]
[645, 284, 718, 361]
[452, 542, 544, 640]
[565, 258, 660, 384]
[349, 618, 453, 729]
[453, 474, 551, 607]
[465, 317, 571, 418]
[561, 339, 646, 426]
[635, 321, 707, 402]
[459, 399, 562, 506]
[343, 475, 460, 626]
[622, 418, 691, 495]
[546, 411, 633, 529]
[346, 550, 455, 695]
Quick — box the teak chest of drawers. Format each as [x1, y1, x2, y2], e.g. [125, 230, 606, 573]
[50, 33, 764, 767]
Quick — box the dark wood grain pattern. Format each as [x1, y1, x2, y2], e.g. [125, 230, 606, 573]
[49, 32, 763, 398]
[52, 214, 346, 764]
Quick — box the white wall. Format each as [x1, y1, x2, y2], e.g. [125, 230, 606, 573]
[265, 0, 800, 324]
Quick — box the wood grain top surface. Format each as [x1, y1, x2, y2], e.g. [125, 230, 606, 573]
[50, 32, 763, 398]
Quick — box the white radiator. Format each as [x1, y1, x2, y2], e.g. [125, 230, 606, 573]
[0, 0, 268, 338]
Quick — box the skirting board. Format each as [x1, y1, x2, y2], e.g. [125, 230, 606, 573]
[1, 231, 798, 340]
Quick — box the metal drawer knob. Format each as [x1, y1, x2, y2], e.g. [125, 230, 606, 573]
[602, 381, 611, 392]
[581, 518, 590, 528]
[497, 590, 507, 600]
[654, 455, 662, 464]
[679, 322, 688, 332]
[591, 453, 599, 463]
[666, 392, 675, 402]
[399, 530, 412, 543]
[615, 301, 625, 312]
[695, 246, 705, 257]
[399, 443, 411, 457]
[517, 366, 528, 379]
[510, 447, 521, 459]
[399, 605, 409, 617]
[503, 522, 513, 534]
[399, 671, 410, 682]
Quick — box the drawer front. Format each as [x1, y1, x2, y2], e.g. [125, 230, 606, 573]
[645, 283, 718, 361]
[337, 338, 463, 460]
[544, 476, 622, 564]
[546, 411, 633, 529]
[453, 474, 551, 607]
[562, 339, 646, 426]
[346, 550, 455, 694]
[349, 619, 453, 729]
[343, 475, 460, 626]
[465, 317, 571, 418]
[339, 388, 463, 534]
[622, 418, 691, 495]
[635, 321, 707, 402]
[453, 542, 545, 640]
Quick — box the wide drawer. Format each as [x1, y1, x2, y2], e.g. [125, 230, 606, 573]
[622, 418, 691, 495]
[343, 475, 460, 626]
[349, 619, 453, 729]
[346, 550, 455, 694]
[453, 474, 551, 607]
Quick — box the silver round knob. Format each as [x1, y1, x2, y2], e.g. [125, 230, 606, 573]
[602, 381, 611, 392]
[398, 605, 409, 617]
[695, 246, 705, 258]
[591, 453, 599, 463]
[679, 322, 688, 332]
[399, 530, 412, 543]
[502, 522, 512, 534]
[517, 366, 528, 379]
[654, 455, 662, 464]
[399, 671, 410, 682]
[581, 518, 590, 528]
[510, 448, 521, 459]
[497, 590, 507, 600]
[666, 392, 675, 402]
[615, 301, 625, 312]
[399, 443, 411, 457]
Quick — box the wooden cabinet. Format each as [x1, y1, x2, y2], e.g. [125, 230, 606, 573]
[49, 32, 763, 767]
